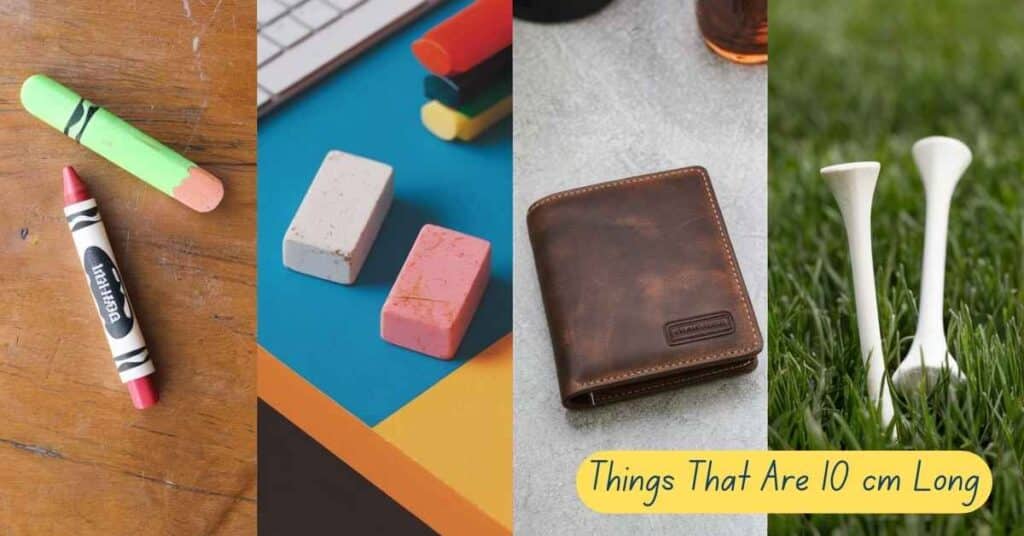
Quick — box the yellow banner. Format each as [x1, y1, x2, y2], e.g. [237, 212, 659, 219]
[576, 450, 990, 514]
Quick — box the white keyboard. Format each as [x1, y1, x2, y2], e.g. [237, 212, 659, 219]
[257, 0, 444, 115]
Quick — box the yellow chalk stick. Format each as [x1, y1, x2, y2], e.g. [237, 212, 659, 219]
[421, 96, 512, 141]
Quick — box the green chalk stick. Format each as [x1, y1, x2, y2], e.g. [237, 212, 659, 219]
[457, 76, 513, 118]
[20, 74, 224, 213]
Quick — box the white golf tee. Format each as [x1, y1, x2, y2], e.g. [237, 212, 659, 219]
[822, 161, 896, 428]
[893, 136, 970, 390]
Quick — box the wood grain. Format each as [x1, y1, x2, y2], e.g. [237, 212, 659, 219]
[0, 1, 255, 534]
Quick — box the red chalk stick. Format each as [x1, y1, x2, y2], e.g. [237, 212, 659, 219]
[412, 0, 512, 76]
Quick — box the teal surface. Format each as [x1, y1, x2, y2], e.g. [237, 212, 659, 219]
[258, 0, 511, 427]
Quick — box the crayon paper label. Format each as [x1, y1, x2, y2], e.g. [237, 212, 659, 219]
[65, 198, 153, 382]
[83, 246, 134, 339]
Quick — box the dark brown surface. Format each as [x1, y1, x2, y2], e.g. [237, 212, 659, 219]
[257, 400, 436, 536]
[0, 1, 255, 533]
[527, 167, 762, 408]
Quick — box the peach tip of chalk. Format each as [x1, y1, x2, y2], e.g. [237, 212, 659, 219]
[173, 166, 224, 213]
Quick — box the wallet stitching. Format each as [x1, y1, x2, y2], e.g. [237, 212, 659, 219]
[528, 167, 702, 215]
[591, 359, 755, 403]
[531, 167, 760, 389]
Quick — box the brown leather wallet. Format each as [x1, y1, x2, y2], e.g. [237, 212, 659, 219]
[527, 166, 762, 408]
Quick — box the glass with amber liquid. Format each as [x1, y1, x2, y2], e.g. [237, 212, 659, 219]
[696, 0, 767, 64]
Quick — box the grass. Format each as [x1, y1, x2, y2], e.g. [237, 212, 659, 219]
[768, 0, 1024, 533]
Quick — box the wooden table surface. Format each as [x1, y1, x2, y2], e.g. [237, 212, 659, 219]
[0, 2, 255, 534]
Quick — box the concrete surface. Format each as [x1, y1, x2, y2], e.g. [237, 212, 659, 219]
[513, 0, 767, 533]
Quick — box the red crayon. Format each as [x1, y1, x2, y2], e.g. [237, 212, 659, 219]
[412, 0, 513, 76]
[64, 166, 158, 409]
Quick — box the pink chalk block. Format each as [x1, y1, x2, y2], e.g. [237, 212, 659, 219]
[381, 224, 491, 359]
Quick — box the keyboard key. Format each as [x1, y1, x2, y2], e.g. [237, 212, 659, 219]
[257, 0, 286, 26]
[258, 0, 424, 95]
[326, 0, 364, 10]
[291, 0, 340, 29]
[262, 15, 312, 47]
[258, 34, 282, 65]
[276, 0, 306, 6]
[258, 86, 271, 106]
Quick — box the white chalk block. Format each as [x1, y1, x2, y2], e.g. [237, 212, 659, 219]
[283, 150, 393, 284]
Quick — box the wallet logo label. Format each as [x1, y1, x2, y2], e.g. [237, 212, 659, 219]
[664, 311, 735, 346]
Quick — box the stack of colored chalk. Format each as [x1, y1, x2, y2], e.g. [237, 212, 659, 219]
[413, 0, 512, 142]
